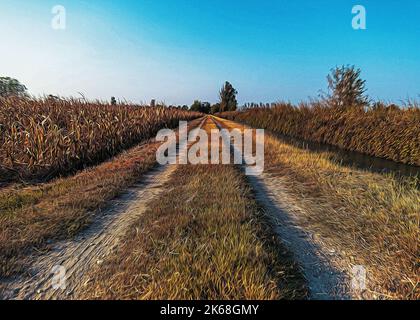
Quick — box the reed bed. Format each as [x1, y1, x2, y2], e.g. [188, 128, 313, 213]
[220, 102, 420, 166]
[0, 97, 200, 182]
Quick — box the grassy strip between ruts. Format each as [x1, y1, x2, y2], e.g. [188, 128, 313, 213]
[217, 117, 419, 300]
[78, 119, 307, 300]
[0, 119, 203, 278]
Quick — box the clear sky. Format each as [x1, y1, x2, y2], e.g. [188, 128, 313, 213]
[1, 0, 419, 105]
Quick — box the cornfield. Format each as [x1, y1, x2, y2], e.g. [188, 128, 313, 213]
[220, 102, 420, 166]
[0, 97, 201, 182]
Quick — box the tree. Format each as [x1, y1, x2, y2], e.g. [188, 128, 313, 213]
[190, 100, 202, 112]
[111, 97, 117, 105]
[190, 100, 211, 114]
[326, 65, 368, 108]
[219, 81, 238, 112]
[211, 103, 221, 114]
[201, 102, 211, 114]
[0, 77, 27, 98]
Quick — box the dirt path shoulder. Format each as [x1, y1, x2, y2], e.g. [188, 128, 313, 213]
[212, 116, 357, 300]
[0, 120, 205, 300]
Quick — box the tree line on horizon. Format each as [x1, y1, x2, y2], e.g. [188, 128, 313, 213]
[240, 65, 370, 111]
[178, 65, 417, 114]
[0, 76, 239, 114]
[189, 81, 238, 114]
[2, 66, 417, 112]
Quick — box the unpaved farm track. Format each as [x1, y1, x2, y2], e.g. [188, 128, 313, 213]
[247, 174, 352, 299]
[212, 117, 357, 300]
[1, 116, 360, 300]
[1, 166, 178, 300]
[0, 120, 205, 300]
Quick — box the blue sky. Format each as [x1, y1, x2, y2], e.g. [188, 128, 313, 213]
[1, 0, 419, 105]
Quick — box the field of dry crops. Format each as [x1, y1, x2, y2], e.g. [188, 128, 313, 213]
[1, 96, 419, 300]
[220, 103, 420, 166]
[0, 97, 200, 182]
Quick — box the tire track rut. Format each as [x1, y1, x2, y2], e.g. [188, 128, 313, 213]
[0, 120, 205, 300]
[212, 116, 356, 300]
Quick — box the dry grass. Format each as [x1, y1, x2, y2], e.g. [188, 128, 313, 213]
[79, 119, 307, 300]
[79, 165, 307, 300]
[0, 97, 200, 182]
[0, 119, 203, 277]
[220, 102, 420, 166]
[219, 117, 420, 299]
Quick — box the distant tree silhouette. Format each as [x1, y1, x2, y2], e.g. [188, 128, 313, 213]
[201, 102, 211, 114]
[190, 100, 211, 114]
[326, 65, 368, 108]
[211, 103, 221, 114]
[219, 81, 238, 112]
[190, 100, 202, 112]
[0, 77, 27, 98]
[111, 97, 117, 105]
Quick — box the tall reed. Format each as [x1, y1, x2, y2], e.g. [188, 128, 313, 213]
[221, 102, 420, 166]
[0, 97, 200, 181]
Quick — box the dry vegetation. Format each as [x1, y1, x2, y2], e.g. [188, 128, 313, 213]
[0, 141, 159, 277]
[78, 119, 307, 300]
[218, 117, 420, 299]
[221, 102, 420, 166]
[1, 91, 418, 300]
[0, 97, 200, 182]
[0, 118, 203, 277]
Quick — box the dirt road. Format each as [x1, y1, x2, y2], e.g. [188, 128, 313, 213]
[0, 120, 205, 300]
[211, 116, 358, 300]
[1, 116, 363, 300]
